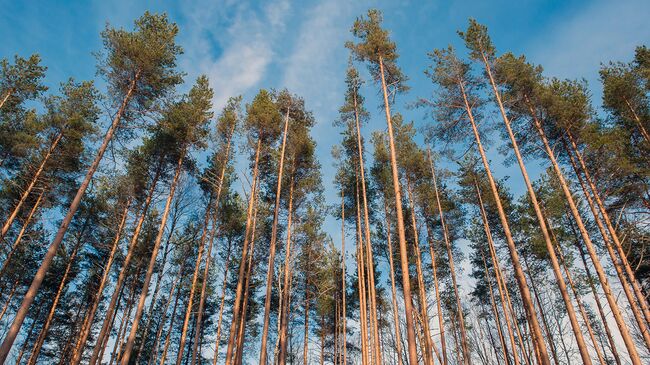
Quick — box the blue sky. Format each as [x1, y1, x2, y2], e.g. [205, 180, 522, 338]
[2, 0, 649, 359]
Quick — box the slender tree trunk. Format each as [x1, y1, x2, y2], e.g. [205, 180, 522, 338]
[355, 177, 370, 365]
[378, 55, 418, 365]
[303, 285, 310, 365]
[135, 234, 174, 364]
[98, 278, 126, 364]
[259, 106, 291, 365]
[86, 160, 162, 365]
[565, 133, 650, 327]
[14, 309, 41, 365]
[0, 90, 12, 110]
[68, 199, 130, 364]
[405, 179, 435, 365]
[0, 131, 63, 242]
[148, 261, 183, 365]
[224, 139, 261, 365]
[553, 227, 606, 365]
[528, 108, 644, 363]
[0, 279, 18, 323]
[110, 277, 138, 365]
[574, 228, 622, 365]
[458, 76, 550, 365]
[120, 147, 187, 365]
[383, 201, 404, 365]
[424, 221, 448, 365]
[0, 188, 44, 279]
[234, 192, 260, 365]
[176, 196, 213, 365]
[624, 98, 650, 144]
[192, 128, 234, 365]
[353, 90, 382, 365]
[159, 268, 185, 365]
[26, 227, 85, 365]
[0, 74, 139, 363]
[278, 177, 295, 365]
[474, 179, 521, 365]
[479, 54, 593, 365]
[320, 315, 325, 365]
[341, 190, 348, 365]
[480, 247, 511, 365]
[427, 154, 471, 364]
[212, 241, 233, 365]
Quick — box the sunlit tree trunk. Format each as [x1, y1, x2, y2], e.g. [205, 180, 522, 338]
[278, 177, 295, 365]
[473, 179, 521, 365]
[565, 133, 650, 326]
[528, 107, 644, 363]
[382, 201, 404, 365]
[353, 89, 382, 365]
[224, 139, 261, 365]
[458, 78, 550, 365]
[0, 279, 18, 322]
[175, 195, 213, 365]
[424, 221, 448, 365]
[405, 179, 436, 365]
[0, 131, 62, 242]
[428, 155, 471, 364]
[259, 107, 291, 365]
[0, 75, 139, 363]
[120, 147, 187, 365]
[86, 160, 163, 365]
[355, 177, 370, 365]
[341, 190, 348, 365]
[0, 189, 45, 278]
[148, 261, 183, 365]
[212, 240, 233, 365]
[480, 247, 511, 365]
[623, 98, 650, 144]
[26, 231, 84, 365]
[159, 268, 184, 365]
[379, 55, 418, 365]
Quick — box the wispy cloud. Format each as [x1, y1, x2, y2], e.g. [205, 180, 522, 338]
[180, 0, 290, 109]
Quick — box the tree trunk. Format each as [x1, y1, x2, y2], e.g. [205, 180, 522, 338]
[176, 196, 213, 365]
[212, 240, 233, 365]
[0, 131, 62, 242]
[480, 247, 511, 365]
[424, 221, 448, 365]
[26, 232, 84, 365]
[624, 98, 650, 144]
[303, 284, 310, 365]
[68, 199, 130, 364]
[148, 261, 183, 365]
[192, 127, 234, 365]
[383, 201, 404, 365]
[427, 154, 471, 364]
[528, 107, 643, 363]
[341, 190, 348, 365]
[353, 89, 382, 365]
[405, 179, 436, 365]
[355, 177, 370, 365]
[565, 133, 650, 326]
[159, 267, 185, 365]
[0, 90, 12, 110]
[120, 147, 187, 365]
[259, 106, 291, 365]
[458, 76, 550, 365]
[14, 309, 41, 365]
[224, 139, 261, 365]
[575, 238, 622, 365]
[0, 188, 45, 279]
[0, 279, 18, 323]
[234, 193, 260, 365]
[474, 179, 521, 365]
[378, 55, 418, 365]
[110, 277, 138, 365]
[98, 278, 126, 364]
[278, 177, 295, 365]
[0, 74, 139, 363]
[86, 160, 162, 365]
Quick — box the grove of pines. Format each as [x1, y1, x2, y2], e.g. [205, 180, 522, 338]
[0, 8, 649, 365]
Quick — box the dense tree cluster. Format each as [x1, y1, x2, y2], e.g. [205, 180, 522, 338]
[0, 8, 648, 365]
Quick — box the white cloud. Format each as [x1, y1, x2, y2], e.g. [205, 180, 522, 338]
[180, 0, 290, 109]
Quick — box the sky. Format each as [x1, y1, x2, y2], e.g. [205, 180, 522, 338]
[2, 0, 649, 360]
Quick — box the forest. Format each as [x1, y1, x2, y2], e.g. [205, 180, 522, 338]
[0, 7, 648, 365]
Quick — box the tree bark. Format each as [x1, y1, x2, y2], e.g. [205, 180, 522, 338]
[0, 130, 62, 242]
[278, 177, 295, 365]
[120, 147, 187, 365]
[341, 190, 348, 365]
[355, 177, 370, 365]
[148, 261, 183, 365]
[383, 201, 404, 365]
[529, 108, 643, 364]
[224, 139, 261, 365]
[480, 248, 511, 365]
[0, 75, 139, 363]
[378, 55, 418, 365]
[259, 106, 291, 365]
[458, 77, 550, 365]
[86, 158, 163, 365]
[212, 240, 233, 365]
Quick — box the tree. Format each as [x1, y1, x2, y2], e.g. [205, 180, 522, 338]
[0, 12, 183, 362]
